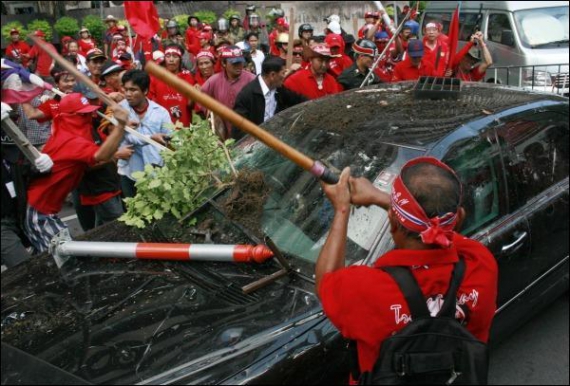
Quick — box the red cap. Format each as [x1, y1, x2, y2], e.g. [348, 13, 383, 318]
[198, 31, 211, 40]
[10, 29, 19, 35]
[325, 33, 343, 48]
[59, 93, 100, 114]
[34, 30, 46, 37]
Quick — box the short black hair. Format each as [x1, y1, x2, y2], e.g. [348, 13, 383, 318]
[401, 163, 461, 219]
[121, 69, 150, 92]
[262, 57, 286, 75]
[245, 32, 259, 41]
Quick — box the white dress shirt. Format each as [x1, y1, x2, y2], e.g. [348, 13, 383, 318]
[259, 76, 277, 122]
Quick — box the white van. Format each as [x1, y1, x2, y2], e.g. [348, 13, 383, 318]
[420, 1, 569, 95]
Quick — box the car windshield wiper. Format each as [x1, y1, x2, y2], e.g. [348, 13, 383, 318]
[531, 39, 569, 48]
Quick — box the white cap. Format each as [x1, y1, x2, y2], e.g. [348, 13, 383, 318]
[327, 20, 341, 35]
[328, 14, 341, 23]
[152, 50, 165, 63]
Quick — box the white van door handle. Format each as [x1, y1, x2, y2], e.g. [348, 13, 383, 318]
[501, 232, 528, 252]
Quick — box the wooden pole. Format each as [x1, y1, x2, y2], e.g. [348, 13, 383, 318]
[352, 15, 359, 38]
[145, 61, 339, 184]
[286, 7, 295, 69]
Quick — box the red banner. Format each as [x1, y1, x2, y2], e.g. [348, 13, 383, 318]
[446, 4, 460, 73]
[124, 1, 160, 40]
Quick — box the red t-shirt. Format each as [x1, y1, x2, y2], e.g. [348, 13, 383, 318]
[27, 132, 99, 214]
[185, 27, 202, 56]
[284, 68, 343, 100]
[269, 29, 281, 57]
[149, 69, 195, 127]
[328, 54, 354, 78]
[6, 41, 31, 68]
[423, 37, 449, 77]
[37, 98, 60, 123]
[78, 38, 96, 57]
[391, 56, 436, 81]
[28, 42, 57, 77]
[319, 233, 498, 376]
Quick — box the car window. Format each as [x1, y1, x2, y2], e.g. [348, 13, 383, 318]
[513, 6, 569, 48]
[495, 111, 569, 210]
[443, 132, 504, 235]
[488, 13, 514, 46]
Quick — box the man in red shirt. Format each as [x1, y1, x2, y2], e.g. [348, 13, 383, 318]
[269, 18, 289, 57]
[284, 43, 343, 100]
[5, 29, 31, 69]
[27, 30, 56, 82]
[78, 27, 97, 57]
[185, 15, 202, 56]
[316, 158, 498, 382]
[24, 93, 128, 254]
[148, 44, 195, 127]
[325, 34, 353, 78]
[358, 12, 380, 39]
[449, 32, 493, 82]
[103, 15, 119, 56]
[423, 22, 449, 77]
[392, 39, 436, 81]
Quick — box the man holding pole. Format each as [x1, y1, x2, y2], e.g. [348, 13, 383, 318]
[23, 94, 129, 254]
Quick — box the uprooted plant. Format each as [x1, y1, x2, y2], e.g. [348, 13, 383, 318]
[119, 116, 235, 228]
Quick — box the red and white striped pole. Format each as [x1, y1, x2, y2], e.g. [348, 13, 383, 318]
[55, 241, 274, 263]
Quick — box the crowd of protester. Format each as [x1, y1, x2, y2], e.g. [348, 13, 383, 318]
[1, 5, 494, 268]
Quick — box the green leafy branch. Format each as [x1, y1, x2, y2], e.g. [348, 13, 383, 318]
[119, 117, 234, 228]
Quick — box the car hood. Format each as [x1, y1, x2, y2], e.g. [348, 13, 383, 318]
[1, 236, 321, 384]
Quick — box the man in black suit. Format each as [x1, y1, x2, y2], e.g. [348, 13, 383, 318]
[234, 57, 307, 136]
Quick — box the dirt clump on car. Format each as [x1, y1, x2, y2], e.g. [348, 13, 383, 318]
[223, 170, 270, 237]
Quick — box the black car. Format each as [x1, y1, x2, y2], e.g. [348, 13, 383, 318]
[2, 83, 568, 384]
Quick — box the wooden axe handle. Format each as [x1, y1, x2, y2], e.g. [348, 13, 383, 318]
[145, 61, 339, 183]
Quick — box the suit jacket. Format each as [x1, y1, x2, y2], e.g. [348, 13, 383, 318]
[234, 76, 308, 128]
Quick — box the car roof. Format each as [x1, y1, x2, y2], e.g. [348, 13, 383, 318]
[264, 82, 565, 152]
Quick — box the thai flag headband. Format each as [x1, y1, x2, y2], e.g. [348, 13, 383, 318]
[391, 157, 463, 248]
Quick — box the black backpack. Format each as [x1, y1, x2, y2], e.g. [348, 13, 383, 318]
[358, 258, 489, 385]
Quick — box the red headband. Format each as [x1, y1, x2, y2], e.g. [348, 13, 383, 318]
[164, 47, 182, 57]
[390, 157, 462, 248]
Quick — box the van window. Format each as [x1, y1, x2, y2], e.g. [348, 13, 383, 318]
[422, 12, 481, 41]
[513, 6, 569, 48]
[443, 133, 504, 235]
[495, 111, 569, 210]
[488, 13, 514, 46]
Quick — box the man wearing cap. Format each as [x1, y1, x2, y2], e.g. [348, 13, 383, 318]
[103, 15, 119, 56]
[338, 39, 382, 90]
[269, 18, 289, 57]
[392, 39, 436, 81]
[358, 12, 380, 39]
[198, 31, 216, 57]
[23, 94, 129, 254]
[85, 48, 107, 85]
[448, 31, 493, 82]
[234, 57, 307, 129]
[246, 13, 270, 54]
[315, 160, 498, 382]
[100, 61, 125, 101]
[283, 43, 343, 100]
[229, 15, 246, 45]
[5, 29, 31, 68]
[78, 27, 96, 57]
[325, 34, 353, 78]
[201, 45, 256, 140]
[149, 44, 195, 127]
[423, 21, 449, 77]
[27, 30, 56, 82]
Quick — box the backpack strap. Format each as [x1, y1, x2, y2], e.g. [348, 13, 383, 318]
[383, 266, 431, 318]
[438, 257, 466, 318]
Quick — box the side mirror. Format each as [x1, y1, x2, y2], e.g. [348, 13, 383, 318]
[500, 29, 515, 46]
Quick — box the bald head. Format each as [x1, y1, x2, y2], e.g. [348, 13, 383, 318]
[401, 163, 461, 218]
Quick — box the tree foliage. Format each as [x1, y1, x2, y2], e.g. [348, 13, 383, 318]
[27, 20, 53, 42]
[2, 21, 26, 43]
[54, 17, 80, 41]
[119, 118, 233, 229]
[82, 15, 106, 43]
[171, 14, 190, 35]
[193, 10, 217, 25]
[222, 9, 241, 21]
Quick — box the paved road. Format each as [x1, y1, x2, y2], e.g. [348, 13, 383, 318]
[54, 208, 570, 385]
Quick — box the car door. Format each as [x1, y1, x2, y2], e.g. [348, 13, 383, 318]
[494, 108, 569, 304]
[440, 125, 532, 308]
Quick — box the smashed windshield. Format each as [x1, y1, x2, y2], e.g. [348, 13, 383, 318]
[514, 6, 569, 48]
[230, 128, 423, 267]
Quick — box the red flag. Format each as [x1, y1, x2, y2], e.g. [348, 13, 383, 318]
[124, 1, 160, 40]
[446, 3, 460, 73]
